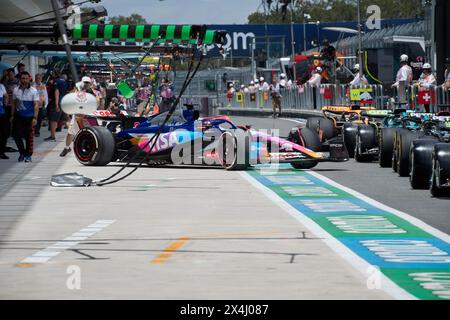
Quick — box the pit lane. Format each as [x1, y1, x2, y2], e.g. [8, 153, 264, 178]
[231, 115, 450, 235]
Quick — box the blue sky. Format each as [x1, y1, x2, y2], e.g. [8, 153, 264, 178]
[102, 0, 262, 24]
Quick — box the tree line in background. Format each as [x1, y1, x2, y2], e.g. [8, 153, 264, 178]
[247, 0, 425, 24]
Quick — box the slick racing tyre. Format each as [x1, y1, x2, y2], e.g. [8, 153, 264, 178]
[355, 124, 376, 163]
[74, 126, 116, 166]
[218, 130, 250, 171]
[392, 129, 408, 173]
[289, 127, 321, 170]
[397, 130, 420, 177]
[431, 144, 450, 198]
[343, 122, 359, 159]
[306, 117, 335, 141]
[409, 139, 438, 190]
[379, 128, 396, 168]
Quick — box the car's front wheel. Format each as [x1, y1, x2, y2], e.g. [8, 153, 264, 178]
[218, 130, 250, 171]
[74, 126, 116, 166]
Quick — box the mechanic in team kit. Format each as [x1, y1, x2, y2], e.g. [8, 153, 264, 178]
[59, 76, 94, 157]
[11, 71, 40, 163]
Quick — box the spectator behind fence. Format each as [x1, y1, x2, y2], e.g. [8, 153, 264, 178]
[418, 63, 437, 88]
[11, 71, 40, 163]
[258, 77, 270, 92]
[443, 58, 450, 90]
[349, 64, 368, 87]
[0, 82, 9, 159]
[307, 67, 323, 87]
[248, 81, 257, 94]
[392, 54, 413, 88]
[33, 74, 48, 137]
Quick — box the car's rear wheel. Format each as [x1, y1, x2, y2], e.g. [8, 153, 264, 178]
[218, 130, 250, 171]
[355, 124, 376, 163]
[410, 139, 438, 189]
[289, 127, 320, 170]
[343, 122, 358, 158]
[74, 126, 116, 166]
[398, 130, 420, 177]
[307, 117, 335, 141]
[379, 128, 395, 168]
[431, 144, 450, 198]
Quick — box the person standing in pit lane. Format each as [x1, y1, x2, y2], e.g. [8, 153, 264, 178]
[59, 77, 94, 157]
[45, 69, 68, 142]
[0, 82, 10, 159]
[33, 74, 48, 138]
[11, 71, 40, 163]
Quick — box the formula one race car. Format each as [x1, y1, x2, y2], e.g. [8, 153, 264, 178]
[351, 109, 422, 166]
[405, 115, 450, 196]
[72, 105, 349, 171]
[304, 105, 376, 157]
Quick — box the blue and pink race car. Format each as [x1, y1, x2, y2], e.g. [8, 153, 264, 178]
[72, 105, 349, 170]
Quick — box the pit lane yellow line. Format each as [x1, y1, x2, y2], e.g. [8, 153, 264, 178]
[150, 236, 190, 264]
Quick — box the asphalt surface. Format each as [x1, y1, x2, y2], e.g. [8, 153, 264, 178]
[0, 132, 389, 299]
[231, 115, 450, 236]
[0, 115, 447, 299]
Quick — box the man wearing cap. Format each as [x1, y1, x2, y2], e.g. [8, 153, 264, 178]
[307, 67, 323, 88]
[349, 64, 368, 87]
[258, 77, 270, 92]
[419, 63, 437, 88]
[45, 68, 68, 141]
[392, 55, 413, 105]
[393, 54, 413, 88]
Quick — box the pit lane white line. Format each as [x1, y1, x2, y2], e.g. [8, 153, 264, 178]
[17, 220, 116, 265]
[240, 171, 415, 300]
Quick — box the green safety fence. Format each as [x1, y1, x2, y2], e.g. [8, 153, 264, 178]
[71, 24, 223, 45]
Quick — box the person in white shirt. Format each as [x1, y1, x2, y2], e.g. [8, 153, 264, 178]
[279, 73, 291, 89]
[227, 83, 236, 95]
[349, 64, 368, 87]
[33, 73, 48, 137]
[258, 77, 270, 92]
[271, 74, 287, 117]
[248, 81, 257, 94]
[393, 54, 413, 88]
[253, 78, 260, 91]
[418, 63, 437, 88]
[307, 67, 323, 88]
